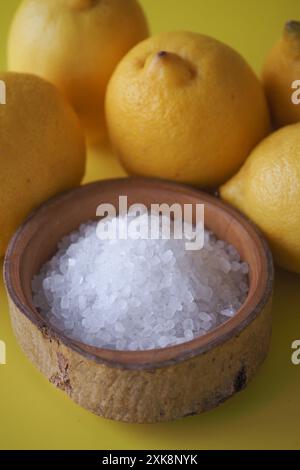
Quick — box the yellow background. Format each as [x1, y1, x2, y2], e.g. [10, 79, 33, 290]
[1, 0, 300, 450]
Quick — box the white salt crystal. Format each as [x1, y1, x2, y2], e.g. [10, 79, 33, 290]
[201, 322, 212, 331]
[158, 336, 170, 348]
[119, 300, 128, 311]
[31, 213, 249, 351]
[101, 331, 111, 343]
[140, 338, 155, 350]
[216, 240, 225, 249]
[239, 281, 249, 293]
[128, 341, 139, 351]
[183, 319, 194, 330]
[162, 249, 173, 263]
[228, 245, 240, 260]
[116, 339, 127, 350]
[115, 322, 125, 334]
[165, 320, 175, 330]
[184, 329, 194, 341]
[231, 261, 241, 272]
[61, 296, 69, 309]
[241, 262, 249, 274]
[78, 295, 86, 310]
[220, 308, 235, 317]
[199, 312, 211, 322]
[219, 257, 231, 274]
[130, 297, 141, 308]
[42, 277, 52, 291]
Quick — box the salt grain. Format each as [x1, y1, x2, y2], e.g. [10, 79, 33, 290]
[199, 311, 211, 322]
[31, 214, 249, 351]
[220, 307, 235, 317]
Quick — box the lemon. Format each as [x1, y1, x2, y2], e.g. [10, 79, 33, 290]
[0, 72, 86, 257]
[263, 21, 300, 128]
[220, 122, 300, 273]
[8, 0, 149, 145]
[105, 31, 270, 188]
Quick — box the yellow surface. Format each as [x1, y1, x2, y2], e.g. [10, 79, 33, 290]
[0, 0, 300, 450]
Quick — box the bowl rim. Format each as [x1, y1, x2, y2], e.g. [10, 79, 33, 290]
[4, 177, 274, 370]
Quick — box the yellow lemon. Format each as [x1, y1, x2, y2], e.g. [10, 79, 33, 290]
[105, 31, 270, 188]
[220, 123, 300, 273]
[0, 72, 86, 257]
[262, 20, 300, 128]
[8, 0, 149, 145]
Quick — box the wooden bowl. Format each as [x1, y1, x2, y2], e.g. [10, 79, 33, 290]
[4, 178, 273, 423]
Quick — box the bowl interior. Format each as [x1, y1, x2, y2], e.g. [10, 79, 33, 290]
[4, 178, 273, 367]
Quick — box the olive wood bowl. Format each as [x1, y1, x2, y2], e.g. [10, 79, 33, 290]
[4, 177, 273, 423]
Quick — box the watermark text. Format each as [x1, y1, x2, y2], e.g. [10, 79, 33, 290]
[291, 339, 300, 365]
[96, 196, 204, 251]
[291, 80, 300, 105]
[0, 80, 6, 105]
[0, 340, 6, 365]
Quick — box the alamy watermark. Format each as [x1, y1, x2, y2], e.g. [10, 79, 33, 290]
[0, 340, 6, 365]
[0, 80, 6, 105]
[291, 80, 300, 105]
[291, 339, 300, 365]
[96, 196, 204, 251]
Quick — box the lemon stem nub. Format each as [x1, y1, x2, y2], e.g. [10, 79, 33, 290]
[284, 20, 300, 44]
[145, 51, 195, 86]
[283, 20, 300, 54]
[285, 20, 300, 34]
[158, 51, 168, 58]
